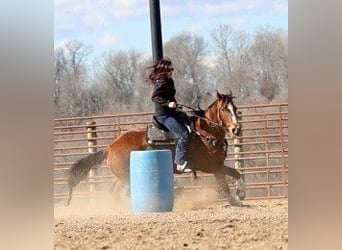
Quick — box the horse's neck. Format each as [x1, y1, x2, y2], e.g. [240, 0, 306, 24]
[204, 103, 219, 124]
[195, 108, 225, 139]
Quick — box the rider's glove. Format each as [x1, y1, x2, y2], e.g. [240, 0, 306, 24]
[168, 101, 177, 109]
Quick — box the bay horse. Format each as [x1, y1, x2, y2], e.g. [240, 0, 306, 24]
[65, 91, 246, 207]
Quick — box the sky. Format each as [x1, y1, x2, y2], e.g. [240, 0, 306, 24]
[54, 0, 288, 58]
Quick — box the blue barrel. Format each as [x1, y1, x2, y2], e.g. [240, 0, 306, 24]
[129, 150, 174, 213]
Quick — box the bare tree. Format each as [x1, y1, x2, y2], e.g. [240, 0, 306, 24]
[64, 40, 91, 77]
[211, 25, 288, 103]
[164, 32, 208, 106]
[99, 50, 145, 111]
[211, 24, 235, 75]
[54, 28, 288, 118]
[249, 27, 288, 101]
[211, 24, 255, 101]
[54, 39, 92, 117]
[54, 48, 67, 113]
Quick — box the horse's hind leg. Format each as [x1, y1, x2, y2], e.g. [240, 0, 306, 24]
[191, 169, 197, 180]
[110, 176, 119, 193]
[64, 185, 73, 207]
[214, 172, 242, 207]
[223, 166, 240, 179]
[223, 167, 246, 200]
[110, 177, 126, 200]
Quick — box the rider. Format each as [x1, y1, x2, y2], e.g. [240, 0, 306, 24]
[147, 58, 191, 173]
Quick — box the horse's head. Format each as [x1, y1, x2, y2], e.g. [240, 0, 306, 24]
[214, 90, 241, 137]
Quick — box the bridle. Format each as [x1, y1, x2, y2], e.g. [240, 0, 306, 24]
[177, 103, 225, 129]
[177, 103, 231, 154]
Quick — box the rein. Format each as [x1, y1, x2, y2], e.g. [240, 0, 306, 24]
[177, 103, 224, 129]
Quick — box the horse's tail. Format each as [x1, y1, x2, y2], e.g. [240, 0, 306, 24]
[65, 150, 107, 206]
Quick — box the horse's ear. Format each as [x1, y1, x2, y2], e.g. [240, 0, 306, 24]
[216, 90, 222, 100]
[228, 89, 237, 99]
[197, 102, 202, 111]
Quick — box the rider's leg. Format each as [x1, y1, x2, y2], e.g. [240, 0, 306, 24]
[155, 114, 191, 172]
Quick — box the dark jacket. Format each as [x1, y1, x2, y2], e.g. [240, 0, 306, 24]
[151, 77, 177, 116]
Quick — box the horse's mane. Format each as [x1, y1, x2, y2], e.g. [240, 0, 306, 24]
[187, 99, 216, 122]
[187, 93, 234, 125]
[207, 94, 233, 109]
[193, 109, 205, 117]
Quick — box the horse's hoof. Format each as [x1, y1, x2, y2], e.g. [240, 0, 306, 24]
[191, 170, 197, 180]
[236, 178, 246, 200]
[228, 195, 243, 207]
[236, 189, 246, 200]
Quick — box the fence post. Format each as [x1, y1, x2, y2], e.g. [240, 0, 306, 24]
[86, 121, 97, 200]
[263, 113, 271, 197]
[279, 105, 287, 198]
[233, 111, 244, 179]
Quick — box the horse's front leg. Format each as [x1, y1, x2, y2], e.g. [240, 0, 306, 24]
[223, 166, 246, 200]
[214, 172, 242, 207]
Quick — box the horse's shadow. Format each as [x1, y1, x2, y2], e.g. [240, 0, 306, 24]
[224, 203, 252, 208]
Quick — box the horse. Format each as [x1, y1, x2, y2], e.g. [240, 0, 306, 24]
[65, 90, 246, 207]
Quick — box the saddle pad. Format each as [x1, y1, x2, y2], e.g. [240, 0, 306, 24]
[146, 124, 178, 144]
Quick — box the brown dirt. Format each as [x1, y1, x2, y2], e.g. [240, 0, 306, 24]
[54, 189, 288, 249]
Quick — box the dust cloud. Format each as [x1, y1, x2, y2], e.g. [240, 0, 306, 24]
[55, 186, 220, 217]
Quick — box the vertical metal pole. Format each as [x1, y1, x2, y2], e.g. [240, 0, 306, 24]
[263, 113, 270, 197]
[233, 110, 244, 198]
[87, 121, 97, 199]
[117, 117, 121, 135]
[278, 105, 287, 198]
[149, 0, 163, 63]
[233, 111, 244, 174]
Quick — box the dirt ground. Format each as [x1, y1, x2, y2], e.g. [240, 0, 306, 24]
[54, 189, 288, 250]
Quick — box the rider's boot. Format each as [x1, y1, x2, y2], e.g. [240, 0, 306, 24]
[176, 161, 191, 173]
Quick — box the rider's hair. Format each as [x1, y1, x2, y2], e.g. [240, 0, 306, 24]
[146, 58, 174, 84]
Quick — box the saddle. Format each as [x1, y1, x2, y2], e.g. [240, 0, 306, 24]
[146, 112, 194, 146]
[146, 116, 178, 146]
